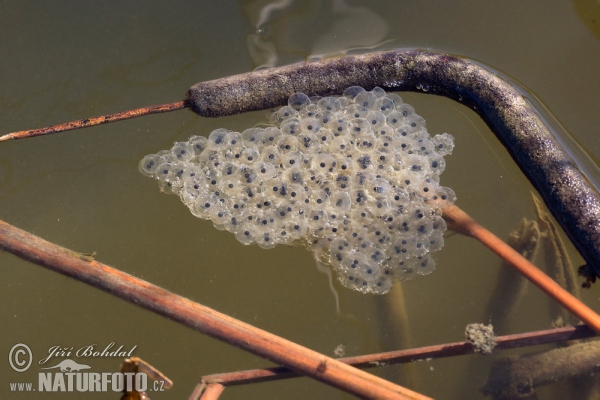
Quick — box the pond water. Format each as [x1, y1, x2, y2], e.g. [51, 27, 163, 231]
[1, 1, 599, 399]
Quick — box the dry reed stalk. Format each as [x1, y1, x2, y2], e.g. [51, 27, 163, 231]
[192, 325, 595, 390]
[0, 218, 427, 400]
[442, 204, 600, 333]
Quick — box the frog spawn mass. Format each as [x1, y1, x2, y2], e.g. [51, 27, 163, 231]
[139, 86, 456, 294]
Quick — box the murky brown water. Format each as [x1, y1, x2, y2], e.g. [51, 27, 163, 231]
[1, 1, 599, 399]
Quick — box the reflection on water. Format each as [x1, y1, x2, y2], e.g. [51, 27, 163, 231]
[1, 2, 599, 399]
[243, 0, 391, 68]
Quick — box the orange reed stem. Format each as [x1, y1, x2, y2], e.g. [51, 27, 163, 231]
[0, 101, 187, 141]
[442, 204, 600, 334]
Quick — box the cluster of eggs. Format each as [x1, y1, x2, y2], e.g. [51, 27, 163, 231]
[139, 86, 455, 294]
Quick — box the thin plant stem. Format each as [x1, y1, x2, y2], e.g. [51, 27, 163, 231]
[0, 101, 187, 141]
[192, 325, 595, 391]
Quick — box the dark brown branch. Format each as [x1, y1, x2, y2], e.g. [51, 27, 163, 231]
[0, 219, 427, 400]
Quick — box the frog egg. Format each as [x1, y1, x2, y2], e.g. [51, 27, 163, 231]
[437, 186, 457, 204]
[288, 92, 311, 111]
[432, 133, 455, 156]
[397, 261, 417, 281]
[259, 145, 281, 164]
[392, 236, 418, 260]
[297, 133, 322, 153]
[394, 124, 414, 141]
[329, 118, 352, 136]
[193, 192, 219, 218]
[431, 216, 447, 234]
[241, 147, 260, 164]
[227, 195, 248, 216]
[368, 198, 391, 217]
[281, 118, 301, 136]
[428, 154, 446, 175]
[183, 173, 207, 194]
[374, 97, 395, 115]
[347, 104, 370, 119]
[329, 238, 351, 267]
[343, 86, 366, 100]
[260, 127, 282, 146]
[298, 104, 320, 119]
[386, 93, 404, 106]
[374, 151, 394, 171]
[386, 110, 406, 129]
[236, 164, 257, 184]
[179, 184, 201, 205]
[415, 138, 435, 156]
[254, 210, 277, 231]
[358, 260, 381, 283]
[405, 154, 429, 175]
[171, 141, 195, 161]
[405, 114, 425, 134]
[254, 161, 277, 183]
[221, 215, 243, 233]
[329, 135, 355, 156]
[278, 167, 303, 187]
[396, 103, 416, 118]
[428, 232, 445, 253]
[355, 132, 378, 151]
[271, 105, 298, 124]
[207, 128, 232, 150]
[188, 135, 208, 155]
[349, 118, 371, 137]
[286, 218, 308, 239]
[364, 239, 387, 263]
[366, 177, 391, 198]
[220, 174, 241, 195]
[371, 87, 387, 98]
[211, 206, 230, 226]
[334, 157, 354, 174]
[371, 275, 393, 294]
[317, 97, 342, 113]
[365, 111, 387, 130]
[354, 91, 378, 110]
[310, 153, 336, 173]
[280, 150, 304, 169]
[316, 129, 335, 146]
[241, 127, 264, 146]
[299, 117, 321, 134]
[337, 271, 361, 291]
[276, 135, 299, 152]
[316, 110, 336, 128]
[354, 153, 374, 171]
[235, 228, 257, 245]
[307, 209, 328, 230]
[154, 161, 178, 182]
[309, 190, 330, 209]
[139, 154, 161, 177]
[274, 204, 293, 221]
[416, 255, 436, 276]
[333, 174, 351, 191]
